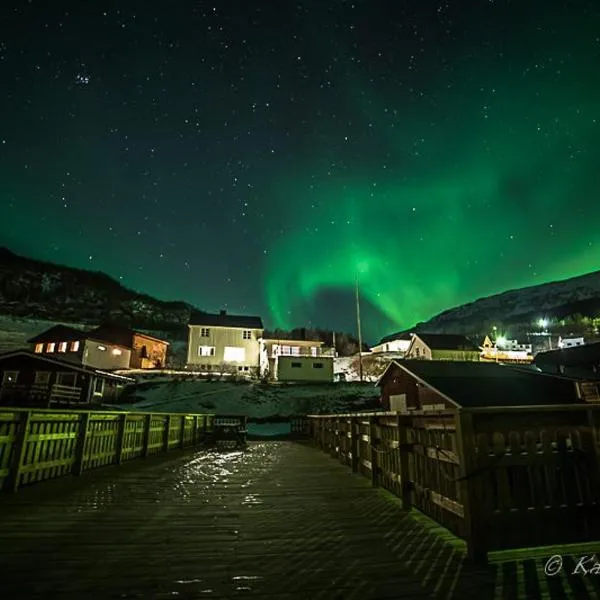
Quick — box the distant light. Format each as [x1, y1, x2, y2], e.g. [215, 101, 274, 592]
[496, 336, 507, 348]
[538, 318, 548, 329]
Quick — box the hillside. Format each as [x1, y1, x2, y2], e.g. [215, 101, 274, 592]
[381, 269, 600, 342]
[0, 247, 202, 332]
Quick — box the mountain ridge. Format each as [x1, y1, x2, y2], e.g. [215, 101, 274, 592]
[381, 269, 600, 342]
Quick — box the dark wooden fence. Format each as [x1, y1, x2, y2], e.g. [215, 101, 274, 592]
[0, 408, 217, 493]
[308, 405, 600, 561]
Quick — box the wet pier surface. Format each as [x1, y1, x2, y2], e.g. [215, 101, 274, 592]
[0, 441, 599, 599]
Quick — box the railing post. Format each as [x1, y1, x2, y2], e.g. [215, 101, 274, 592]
[163, 415, 171, 452]
[193, 415, 199, 446]
[330, 417, 338, 459]
[72, 412, 90, 475]
[397, 414, 412, 511]
[115, 413, 128, 465]
[142, 414, 152, 457]
[351, 416, 359, 472]
[455, 409, 486, 562]
[370, 415, 379, 487]
[4, 410, 31, 492]
[180, 415, 187, 449]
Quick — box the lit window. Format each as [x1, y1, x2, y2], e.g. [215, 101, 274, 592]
[112, 348, 122, 356]
[199, 346, 215, 357]
[200, 328, 210, 337]
[97, 345, 106, 351]
[313, 362, 324, 369]
[223, 346, 245, 362]
[71, 341, 80, 352]
[34, 343, 43, 353]
[291, 362, 302, 368]
[2, 371, 19, 384]
[58, 342, 68, 352]
[242, 330, 252, 339]
[47, 343, 56, 352]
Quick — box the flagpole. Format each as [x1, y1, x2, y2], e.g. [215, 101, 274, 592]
[355, 274, 364, 383]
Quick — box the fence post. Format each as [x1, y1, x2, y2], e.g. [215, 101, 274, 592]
[351, 416, 359, 473]
[330, 417, 338, 459]
[397, 414, 412, 511]
[193, 415, 199, 446]
[163, 415, 171, 452]
[455, 409, 486, 562]
[585, 408, 600, 496]
[72, 412, 90, 475]
[115, 413, 128, 465]
[370, 415, 379, 487]
[5, 410, 31, 493]
[180, 415, 187, 449]
[142, 414, 152, 457]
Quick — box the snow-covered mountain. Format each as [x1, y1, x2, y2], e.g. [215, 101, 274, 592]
[381, 269, 600, 341]
[0, 247, 202, 331]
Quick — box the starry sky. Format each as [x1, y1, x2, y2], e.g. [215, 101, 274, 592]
[1, 1, 599, 343]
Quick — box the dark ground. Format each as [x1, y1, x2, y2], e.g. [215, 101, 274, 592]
[0, 442, 599, 599]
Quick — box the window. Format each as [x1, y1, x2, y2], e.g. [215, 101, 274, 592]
[112, 348, 122, 356]
[34, 371, 51, 385]
[97, 345, 106, 351]
[2, 371, 19, 384]
[312, 362, 324, 369]
[243, 366, 249, 371]
[198, 346, 215, 357]
[71, 341, 80, 352]
[200, 328, 210, 337]
[223, 346, 245, 362]
[281, 345, 300, 356]
[291, 362, 302, 368]
[93, 378, 104, 395]
[58, 342, 68, 353]
[47, 343, 56, 352]
[242, 330, 252, 340]
[34, 343, 43, 353]
[56, 372, 77, 387]
[238, 366, 243, 371]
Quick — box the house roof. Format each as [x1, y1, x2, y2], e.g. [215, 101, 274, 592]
[535, 342, 600, 367]
[261, 338, 324, 346]
[412, 333, 480, 352]
[377, 359, 582, 408]
[0, 351, 135, 382]
[88, 324, 170, 347]
[189, 311, 264, 329]
[28, 325, 87, 344]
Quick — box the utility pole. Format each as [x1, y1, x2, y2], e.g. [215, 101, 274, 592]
[355, 275, 364, 382]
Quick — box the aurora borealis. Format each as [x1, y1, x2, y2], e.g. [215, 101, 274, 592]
[1, 1, 599, 342]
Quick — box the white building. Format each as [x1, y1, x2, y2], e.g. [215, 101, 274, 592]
[371, 333, 413, 354]
[28, 325, 131, 371]
[558, 336, 585, 349]
[259, 338, 335, 382]
[186, 310, 264, 376]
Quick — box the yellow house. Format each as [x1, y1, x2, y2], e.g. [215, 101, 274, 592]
[186, 310, 264, 376]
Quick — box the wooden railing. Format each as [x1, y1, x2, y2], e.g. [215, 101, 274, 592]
[308, 405, 600, 561]
[0, 408, 217, 493]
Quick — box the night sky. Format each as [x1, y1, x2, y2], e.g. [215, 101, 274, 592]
[1, 1, 599, 343]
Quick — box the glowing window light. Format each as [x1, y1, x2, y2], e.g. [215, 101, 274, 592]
[223, 347, 245, 362]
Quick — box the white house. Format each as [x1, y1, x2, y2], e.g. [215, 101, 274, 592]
[558, 336, 585, 349]
[480, 336, 533, 363]
[370, 333, 413, 354]
[259, 338, 335, 382]
[186, 310, 264, 376]
[28, 325, 131, 371]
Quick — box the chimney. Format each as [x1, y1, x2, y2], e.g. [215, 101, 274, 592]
[220, 309, 227, 316]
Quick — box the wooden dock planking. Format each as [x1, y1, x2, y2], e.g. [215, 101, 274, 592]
[0, 441, 598, 599]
